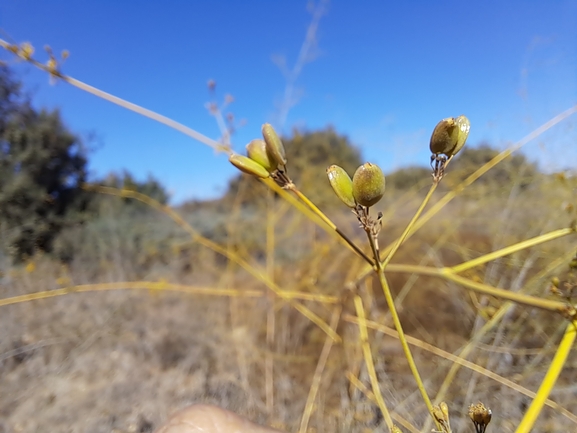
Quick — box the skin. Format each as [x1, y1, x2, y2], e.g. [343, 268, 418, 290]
[154, 404, 284, 433]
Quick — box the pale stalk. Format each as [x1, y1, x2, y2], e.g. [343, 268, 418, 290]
[299, 306, 341, 433]
[365, 231, 440, 431]
[265, 189, 276, 416]
[353, 295, 395, 432]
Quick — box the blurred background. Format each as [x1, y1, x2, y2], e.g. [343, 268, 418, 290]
[0, 1, 576, 432]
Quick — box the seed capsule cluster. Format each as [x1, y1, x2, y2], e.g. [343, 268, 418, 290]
[327, 162, 386, 208]
[228, 123, 287, 179]
[231, 116, 469, 209]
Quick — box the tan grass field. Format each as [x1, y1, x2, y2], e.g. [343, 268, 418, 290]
[1, 168, 576, 433]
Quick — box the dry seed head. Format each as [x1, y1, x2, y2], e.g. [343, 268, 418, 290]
[19, 42, 34, 60]
[246, 139, 278, 173]
[352, 163, 386, 207]
[468, 402, 492, 433]
[327, 165, 356, 208]
[433, 402, 451, 432]
[229, 154, 270, 179]
[261, 123, 287, 166]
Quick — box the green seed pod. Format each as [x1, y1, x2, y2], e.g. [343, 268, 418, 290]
[352, 163, 386, 207]
[261, 123, 287, 167]
[229, 154, 270, 179]
[429, 117, 459, 156]
[451, 115, 470, 156]
[327, 165, 356, 208]
[246, 139, 278, 173]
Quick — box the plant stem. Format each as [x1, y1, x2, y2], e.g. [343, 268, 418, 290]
[365, 230, 441, 431]
[299, 306, 341, 433]
[381, 183, 437, 268]
[290, 186, 375, 266]
[370, 263, 569, 314]
[515, 320, 577, 433]
[353, 295, 395, 432]
[451, 227, 575, 274]
[376, 268, 440, 431]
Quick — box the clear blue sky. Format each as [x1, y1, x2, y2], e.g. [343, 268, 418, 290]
[1, 1, 576, 203]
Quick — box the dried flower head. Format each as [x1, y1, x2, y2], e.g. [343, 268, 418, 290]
[468, 402, 492, 433]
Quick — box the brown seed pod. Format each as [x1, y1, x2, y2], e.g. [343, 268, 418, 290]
[352, 163, 386, 207]
[229, 154, 270, 179]
[429, 117, 459, 156]
[246, 139, 278, 173]
[261, 123, 287, 167]
[327, 165, 356, 208]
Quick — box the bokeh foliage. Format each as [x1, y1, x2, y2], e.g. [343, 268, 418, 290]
[0, 66, 88, 260]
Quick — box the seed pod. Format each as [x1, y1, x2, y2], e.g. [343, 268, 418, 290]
[246, 139, 278, 173]
[229, 154, 270, 179]
[429, 117, 459, 156]
[451, 115, 470, 156]
[261, 123, 287, 167]
[440, 402, 450, 421]
[352, 163, 386, 207]
[327, 165, 356, 208]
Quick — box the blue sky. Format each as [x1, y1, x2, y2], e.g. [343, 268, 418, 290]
[1, 1, 576, 203]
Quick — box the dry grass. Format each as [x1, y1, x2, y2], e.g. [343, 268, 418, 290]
[1, 170, 576, 433]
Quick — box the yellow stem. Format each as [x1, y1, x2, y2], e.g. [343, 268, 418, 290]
[375, 269, 440, 431]
[441, 271, 567, 313]
[451, 228, 575, 274]
[515, 321, 577, 433]
[0, 282, 263, 307]
[381, 182, 437, 268]
[265, 189, 276, 415]
[299, 306, 341, 433]
[353, 295, 395, 432]
[342, 314, 577, 426]
[291, 187, 375, 266]
[364, 226, 439, 429]
[82, 184, 341, 342]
